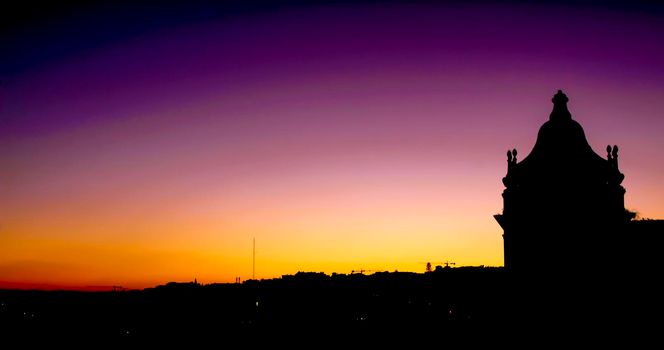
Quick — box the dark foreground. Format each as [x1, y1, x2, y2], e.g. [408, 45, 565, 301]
[0, 267, 660, 345]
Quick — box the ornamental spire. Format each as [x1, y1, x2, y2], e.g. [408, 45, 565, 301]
[549, 89, 572, 121]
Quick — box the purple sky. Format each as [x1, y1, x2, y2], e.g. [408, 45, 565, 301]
[1, 1, 663, 287]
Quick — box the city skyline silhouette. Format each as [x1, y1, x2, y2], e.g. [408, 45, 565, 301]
[2, 1, 664, 344]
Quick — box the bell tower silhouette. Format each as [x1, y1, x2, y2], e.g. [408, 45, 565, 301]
[495, 91, 630, 273]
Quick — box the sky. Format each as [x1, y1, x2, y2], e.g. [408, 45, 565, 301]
[1, 0, 663, 289]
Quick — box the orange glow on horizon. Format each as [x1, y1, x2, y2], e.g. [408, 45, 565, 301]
[2, 3, 664, 290]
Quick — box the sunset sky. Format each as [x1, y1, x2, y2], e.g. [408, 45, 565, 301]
[1, 0, 663, 289]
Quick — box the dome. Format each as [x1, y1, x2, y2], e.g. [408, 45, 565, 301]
[496, 90, 628, 273]
[510, 90, 609, 188]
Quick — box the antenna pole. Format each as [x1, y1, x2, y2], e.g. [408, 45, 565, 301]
[252, 237, 255, 280]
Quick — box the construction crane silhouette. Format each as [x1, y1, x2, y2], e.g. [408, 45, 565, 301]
[420, 261, 456, 272]
[350, 269, 373, 275]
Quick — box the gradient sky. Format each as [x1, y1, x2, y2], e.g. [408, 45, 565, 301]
[1, 1, 663, 289]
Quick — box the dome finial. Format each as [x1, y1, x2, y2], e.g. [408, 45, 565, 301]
[550, 90, 572, 121]
[552, 90, 568, 105]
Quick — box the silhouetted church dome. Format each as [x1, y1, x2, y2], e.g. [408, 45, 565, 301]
[510, 90, 609, 187]
[496, 90, 628, 272]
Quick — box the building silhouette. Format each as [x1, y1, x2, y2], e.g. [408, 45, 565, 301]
[494, 90, 633, 273]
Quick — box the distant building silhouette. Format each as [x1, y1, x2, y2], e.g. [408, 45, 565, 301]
[495, 90, 632, 273]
